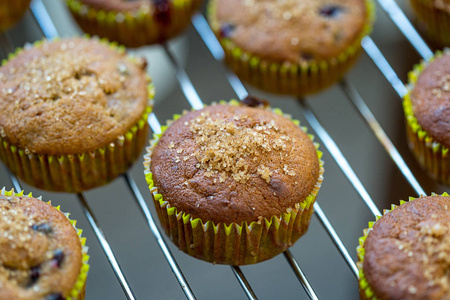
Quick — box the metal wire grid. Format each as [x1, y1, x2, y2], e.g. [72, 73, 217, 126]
[0, 0, 438, 299]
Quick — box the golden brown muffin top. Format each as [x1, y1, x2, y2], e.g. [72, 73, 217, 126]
[150, 103, 320, 224]
[0, 37, 149, 155]
[0, 194, 82, 300]
[212, 0, 369, 63]
[410, 54, 450, 148]
[363, 196, 450, 300]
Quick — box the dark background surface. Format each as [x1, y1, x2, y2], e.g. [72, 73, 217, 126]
[0, 0, 447, 299]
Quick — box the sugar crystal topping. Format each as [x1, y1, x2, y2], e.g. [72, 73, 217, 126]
[171, 110, 298, 183]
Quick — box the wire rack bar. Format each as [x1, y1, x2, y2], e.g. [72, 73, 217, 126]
[231, 267, 259, 300]
[299, 101, 381, 217]
[30, 0, 59, 39]
[339, 80, 426, 196]
[313, 202, 359, 277]
[361, 37, 408, 97]
[28, 2, 139, 299]
[376, 0, 433, 61]
[124, 174, 197, 300]
[5, 169, 21, 193]
[284, 250, 319, 300]
[161, 43, 204, 110]
[77, 193, 137, 300]
[192, 15, 248, 100]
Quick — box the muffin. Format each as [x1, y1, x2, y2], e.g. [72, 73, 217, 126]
[410, 0, 450, 47]
[0, 0, 31, 32]
[66, 0, 203, 48]
[208, 0, 375, 96]
[357, 194, 450, 300]
[0, 37, 153, 192]
[403, 51, 450, 185]
[143, 99, 324, 265]
[0, 188, 89, 300]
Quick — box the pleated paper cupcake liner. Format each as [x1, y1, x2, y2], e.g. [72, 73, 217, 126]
[410, 0, 450, 47]
[143, 100, 324, 265]
[0, 38, 154, 192]
[1, 188, 90, 300]
[403, 50, 450, 185]
[66, 0, 203, 47]
[0, 0, 31, 32]
[356, 193, 448, 300]
[208, 0, 375, 97]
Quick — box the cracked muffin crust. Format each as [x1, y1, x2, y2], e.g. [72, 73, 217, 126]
[150, 102, 320, 224]
[0, 193, 86, 300]
[360, 196, 450, 300]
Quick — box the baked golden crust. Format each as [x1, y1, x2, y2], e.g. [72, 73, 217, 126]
[213, 0, 368, 63]
[151, 104, 320, 224]
[410, 54, 450, 148]
[363, 196, 450, 300]
[0, 37, 148, 155]
[0, 195, 82, 300]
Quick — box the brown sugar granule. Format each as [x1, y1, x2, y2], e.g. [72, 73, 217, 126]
[187, 111, 293, 183]
[363, 196, 450, 300]
[151, 104, 320, 224]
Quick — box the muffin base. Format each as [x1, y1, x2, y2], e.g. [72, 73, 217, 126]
[410, 0, 450, 47]
[143, 100, 324, 265]
[1, 188, 90, 300]
[66, 0, 203, 47]
[403, 51, 450, 185]
[208, 0, 375, 97]
[0, 0, 31, 32]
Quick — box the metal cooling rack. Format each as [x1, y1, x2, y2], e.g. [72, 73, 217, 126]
[0, 0, 444, 299]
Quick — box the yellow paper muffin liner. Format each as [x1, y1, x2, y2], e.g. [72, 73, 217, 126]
[143, 100, 324, 265]
[410, 0, 450, 47]
[356, 192, 449, 300]
[0, 0, 31, 32]
[403, 50, 450, 185]
[66, 0, 203, 47]
[1, 187, 90, 300]
[0, 38, 154, 193]
[208, 0, 375, 97]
